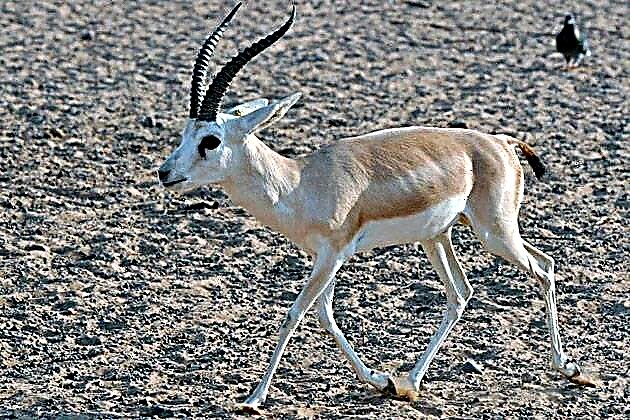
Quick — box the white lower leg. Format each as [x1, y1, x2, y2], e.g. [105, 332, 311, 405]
[407, 302, 463, 389]
[243, 314, 295, 405]
[537, 268, 579, 377]
[317, 282, 390, 390]
[523, 243, 579, 378]
[241, 251, 344, 408]
[406, 235, 472, 391]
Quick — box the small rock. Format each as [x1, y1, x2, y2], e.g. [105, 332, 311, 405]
[461, 358, 484, 374]
[405, 1, 431, 8]
[75, 335, 102, 346]
[448, 120, 468, 129]
[520, 371, 539, 383]
[279, 290, 298, 302]
[140, 115, 155, 128]
[86, 348, 102, 358]
[140, 405, 173, 418]
[24, 243, 49, 253]
[126, 187, 143, 197]
[410, 109, 424, 119]
[183, 201, 219, 211]
[80, 30, 94, 41]
[46, 127, 65, 139]
[54, 300, 76, 312]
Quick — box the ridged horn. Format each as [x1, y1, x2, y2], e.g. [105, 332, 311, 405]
[197, 4, 296, 122]
[189, 2, 242, 119]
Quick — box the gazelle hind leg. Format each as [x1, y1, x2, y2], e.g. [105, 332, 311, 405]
[387, 228, 473, 399]
[481, 229, 590, 383]
[523, 240, 552, 272]
[522, 241, 596, 385]
[316, 280, 390, 390]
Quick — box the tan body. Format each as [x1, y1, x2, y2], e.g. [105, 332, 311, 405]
[225, 127, 522, 256]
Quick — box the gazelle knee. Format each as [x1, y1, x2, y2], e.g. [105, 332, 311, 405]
[535, 270, 556, 295]
[523, 241, 555, 277]
[460, 282, 473, 303]
[543, 254, 555, 274]
[526, 255, 555, 292]
[317, 304, 335, 334]
[281, 307, 301, 332]
[446, 296, 468, 319]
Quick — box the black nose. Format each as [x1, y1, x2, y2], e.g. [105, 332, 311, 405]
[158, 169, 170, 182]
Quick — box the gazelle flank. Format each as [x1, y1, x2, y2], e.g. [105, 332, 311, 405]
[157, 2, 596, 413]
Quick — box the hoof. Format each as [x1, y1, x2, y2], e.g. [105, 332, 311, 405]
[384, 376, 419, 401]
[568, 368, 600, 388]
[234, 402, 266, 416]
[565, 360, 600, 388]
[569, 373, 599, 388]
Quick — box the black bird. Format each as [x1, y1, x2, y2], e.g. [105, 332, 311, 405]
[556, 14, 591, 67]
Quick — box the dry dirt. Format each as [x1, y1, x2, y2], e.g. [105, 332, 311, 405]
[1, 0, 628, 418]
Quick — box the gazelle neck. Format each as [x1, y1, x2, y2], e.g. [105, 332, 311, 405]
[221, 135, 301, 229]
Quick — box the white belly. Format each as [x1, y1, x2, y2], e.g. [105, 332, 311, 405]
[352, 195, 466, 253]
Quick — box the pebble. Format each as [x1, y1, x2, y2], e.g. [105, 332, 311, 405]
[75, 335, 102, 346]
[140, 405, 174, 418]
[80, 30, 94, 41]
[183, 201, 219, 211]
[520, 371, 540, 384]
[45, 127, 65, 139]
[462, 359, 484, 374]
[448, 120, 468, 128]
[24, 243, 49, 253]
[141, 115, 155, 128]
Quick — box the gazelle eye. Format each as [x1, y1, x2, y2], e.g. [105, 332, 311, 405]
[198, 135, 221, 159]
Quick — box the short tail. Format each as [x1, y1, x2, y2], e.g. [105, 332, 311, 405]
[518, 142, 546, 179]
[496, 135, 546, 180]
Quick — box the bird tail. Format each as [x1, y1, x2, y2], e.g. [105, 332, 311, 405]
[583, 39, 591, 56]
[495, 134, 546, 180]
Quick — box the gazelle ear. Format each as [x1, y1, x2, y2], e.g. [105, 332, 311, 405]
[231, 93, 301, 136]
[225, 98, 270, 117]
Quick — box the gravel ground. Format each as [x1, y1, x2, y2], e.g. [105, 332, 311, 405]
[1, 0, 628, 418]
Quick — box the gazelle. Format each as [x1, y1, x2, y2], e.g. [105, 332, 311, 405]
[157, 2, 595, 413]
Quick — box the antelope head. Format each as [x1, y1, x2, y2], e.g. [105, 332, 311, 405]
[158, 2, 299, 192]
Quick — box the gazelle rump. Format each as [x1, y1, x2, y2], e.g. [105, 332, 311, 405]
[157, 2, 595, 413]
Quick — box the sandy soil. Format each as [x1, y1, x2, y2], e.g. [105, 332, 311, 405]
[1, 0, 628, 418]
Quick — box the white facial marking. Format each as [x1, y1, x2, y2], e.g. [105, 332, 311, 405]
[159, 95, 301, 194]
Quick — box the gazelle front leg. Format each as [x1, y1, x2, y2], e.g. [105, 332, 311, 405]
[388, 230, 473, 399]
[317, 281, 391, 390]
[237, 246, 345, 413]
